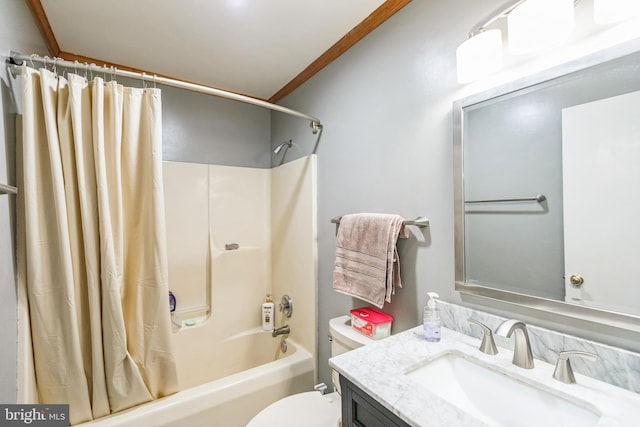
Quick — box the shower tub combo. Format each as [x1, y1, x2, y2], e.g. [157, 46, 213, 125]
[76, 157, 318, 426]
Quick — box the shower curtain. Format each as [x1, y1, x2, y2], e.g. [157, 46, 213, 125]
[16, 66, 179, 425]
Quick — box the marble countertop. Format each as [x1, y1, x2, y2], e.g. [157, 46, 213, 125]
[329, 325, 640, 427]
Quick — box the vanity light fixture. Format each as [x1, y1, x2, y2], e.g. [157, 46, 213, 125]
[508, 0, 575, 54]
[593, 0, 640, 24]
[456, 29, 503, 83]
[456, 0, 576, 83]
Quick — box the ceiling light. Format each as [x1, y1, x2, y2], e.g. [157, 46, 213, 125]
[508, 0, 575, 54]
[594, 0, 640, 24]
[456, 30, 504, 83]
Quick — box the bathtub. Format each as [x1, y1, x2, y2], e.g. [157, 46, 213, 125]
[78, 329, 313, 427]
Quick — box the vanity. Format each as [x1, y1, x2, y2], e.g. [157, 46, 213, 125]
[329, 302, 640, 427]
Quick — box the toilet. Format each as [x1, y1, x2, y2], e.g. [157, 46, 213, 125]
[247, 315, 374, 427]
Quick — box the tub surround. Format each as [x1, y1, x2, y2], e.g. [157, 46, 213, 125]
[163, 156, 317, 388]
[271, 155, 318, 359]
[330, 303, 640, 427]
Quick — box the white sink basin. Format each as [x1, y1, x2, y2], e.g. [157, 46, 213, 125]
[406, 351, 600, 427]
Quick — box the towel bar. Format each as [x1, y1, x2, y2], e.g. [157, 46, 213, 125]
[331, 216, 429, 228]
[464, 194, 545, 204]
[0, 183, 17, 195]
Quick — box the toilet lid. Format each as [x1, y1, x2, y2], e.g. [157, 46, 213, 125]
[247, 391, 341, 427]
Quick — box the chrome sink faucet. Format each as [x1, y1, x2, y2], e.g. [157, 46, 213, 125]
[272, 325, 290, 337]
[495, 319, 534, 369]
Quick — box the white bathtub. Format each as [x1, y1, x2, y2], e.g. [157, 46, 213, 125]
[78, 330, 313, 427]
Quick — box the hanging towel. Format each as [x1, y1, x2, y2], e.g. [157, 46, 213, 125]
[333, 213, 409, 308]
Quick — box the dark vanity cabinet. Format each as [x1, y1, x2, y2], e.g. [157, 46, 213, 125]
[340, 375, 411, 427]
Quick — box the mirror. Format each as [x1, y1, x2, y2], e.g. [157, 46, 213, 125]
[453, 39, 640, 331]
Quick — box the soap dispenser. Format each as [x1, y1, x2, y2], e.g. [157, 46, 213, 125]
[423, 292, 441, 342]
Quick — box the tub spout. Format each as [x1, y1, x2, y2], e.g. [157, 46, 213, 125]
[272, 325, 290, 337]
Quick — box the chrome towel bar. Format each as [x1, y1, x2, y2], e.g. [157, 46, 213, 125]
[331, 216, 429, 228]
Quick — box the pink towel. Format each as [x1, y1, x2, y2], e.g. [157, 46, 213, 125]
[332, 213, 409, 308]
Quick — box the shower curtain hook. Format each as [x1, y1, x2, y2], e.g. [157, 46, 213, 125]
[74, 60, 79, 76]
[141, 72, 147, 89]
[89, 64, 94, 80]
[54, 58, 65, 79]
[153, 74, 157, 89]
[29, 54, 35, 68]
[83, 62, 89, 80]
[43, 56, 48, 71]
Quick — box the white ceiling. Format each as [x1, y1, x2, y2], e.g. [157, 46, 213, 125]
[40, 0, 386, 100]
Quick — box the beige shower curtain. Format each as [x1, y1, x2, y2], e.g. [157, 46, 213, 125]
[16, 66, 179, 425]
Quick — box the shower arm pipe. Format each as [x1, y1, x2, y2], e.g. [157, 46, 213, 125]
[0, 183, 17, 195]
[8, 52, 323, 134]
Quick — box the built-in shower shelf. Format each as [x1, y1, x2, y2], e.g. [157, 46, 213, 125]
[171, 305, 210, 331]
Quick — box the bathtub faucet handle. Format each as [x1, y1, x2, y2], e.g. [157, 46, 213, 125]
[279, 295, 293, 318]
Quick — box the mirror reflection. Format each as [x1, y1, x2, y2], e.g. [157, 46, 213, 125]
[457, 47, 640, 317]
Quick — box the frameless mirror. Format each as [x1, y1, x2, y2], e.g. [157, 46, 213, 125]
[453, 39, 640, 331]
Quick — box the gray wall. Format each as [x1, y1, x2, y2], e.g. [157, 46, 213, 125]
[0, 0, 49, 403]
[272, 0, 485, 389]
[272, 0, 640, 390]
[162, 84, 270, 168]
[110, 76, 271, 168]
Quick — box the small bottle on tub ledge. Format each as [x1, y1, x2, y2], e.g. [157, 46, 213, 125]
[262, 294, 275, 331]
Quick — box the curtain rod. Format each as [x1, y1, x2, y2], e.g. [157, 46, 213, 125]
[8, 52, 322, 134]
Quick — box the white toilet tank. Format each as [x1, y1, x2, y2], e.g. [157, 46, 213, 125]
[329, 315, 374, 393]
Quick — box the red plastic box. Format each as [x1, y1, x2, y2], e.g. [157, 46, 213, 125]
[349, 307, 393, 340]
